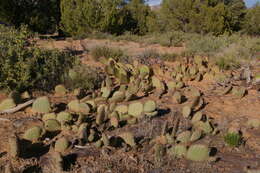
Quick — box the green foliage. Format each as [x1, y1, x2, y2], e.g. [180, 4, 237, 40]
[243, 3, 260, 35]
[90, 46, 126, 62]
[0, 26, 76, 91]
[126, 0, 154, 35]
[0, 0, 59, 33]
[224, 132, 242, 147]
[186, 34, 235, 56]
[60, 0, 154, 37]
[64, 65, 104, 91]
[160, 0, 246, 35]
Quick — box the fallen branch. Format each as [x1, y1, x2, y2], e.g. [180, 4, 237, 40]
[0, 99, 34, 115]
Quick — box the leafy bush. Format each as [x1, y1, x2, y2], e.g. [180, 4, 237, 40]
[0, 25, 76, 91]
[0, 0, 59, 34]
[186, 34, 237, 56]
[215, 36, 260, 69]
[90, 45, 128, 62]
[243, 3, 260, 35]
[64, 65, 105, 91]
[224, 132, 242, 147]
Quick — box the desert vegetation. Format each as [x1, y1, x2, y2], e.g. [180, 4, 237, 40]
[0, 0, 260, 173]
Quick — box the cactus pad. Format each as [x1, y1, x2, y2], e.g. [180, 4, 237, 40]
[128, 102, 143, 117]
[176, 131, 191, 143]
[54, 137, 70, 152]
[169, 145, 187, 158]
[172, 91, 183, 104]
[193, 121, 213, 134]
[68, 100, 90, 114]
[115, 105, 128, 115]
[182, 106, 191, 118]
[42, 113, 57, 121]
[32, 96, 51, 113]
[96, 105, 106, 125]
[246, 119, 260, 129]
[119, 132, 136, 147]
[23, 126, 43, 142]
[55, 85, 67, 96]
[0, 98, 16, 111]
[144, 100, 156, 113]
[190, 130, 202, 142]
[44, 119, 61, 132]
[109, 91, 125, 103]
[191, 112, 203, 124]
[57, 112, 72, 123]
[186, 144, 209, 161]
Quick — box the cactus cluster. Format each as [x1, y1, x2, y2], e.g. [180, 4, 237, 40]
[7, 54, 255, 170]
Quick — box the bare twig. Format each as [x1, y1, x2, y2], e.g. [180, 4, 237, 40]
[0, 99, 34, 115]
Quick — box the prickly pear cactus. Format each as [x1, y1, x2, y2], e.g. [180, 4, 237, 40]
[102, 134, 110, 146]
[54, 137, 70, 153]
[56, 112, 72, 123]
[144, 100, 156, 113]
[115, 105, 128, 116]
[110, 116, 119, 128]
[172, 91, 183, 104]
[182, 106, 191, 118]
[32, 96, 51, 113]
[193, 121, 213, 134]
[101, 87, 111, 98]
[55, 85, 67, 96]
[191, 111, 203, 124]
[42, 113, 56, 121]
[0, 98, 16, 111]
[139, 65, 150, 79]
[190, 130, 202, 142]
[186, 144, 209, 161]
[167, 81, 177, 91]
[246, 119, 260, 129]
[44, 119, 61, 132]
[176, 131, 191, 143]
[232, 87, 246, 98]
[109, 91, 125, 103]
[119, 132, 136, 147]
[254, 73, 260, 83]
[96, 105, 106, 125]
[23, 126, 44, 142]
[68, 100, 90, 114]
[128, 102, 143, 118]
[169, 145, 187, 158]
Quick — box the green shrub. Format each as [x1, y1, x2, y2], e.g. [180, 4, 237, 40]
[224, 132, 242, 147]
[90, 45, 127, 62]
[186, 34, 236, 56]
[215, 36, 260, 69]
[243, 3, 260, 35]
[0, 25, 76, 91]
[64, 65, 105, 91]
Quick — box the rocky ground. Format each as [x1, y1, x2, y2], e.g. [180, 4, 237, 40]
[0, 38, 259, 173]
